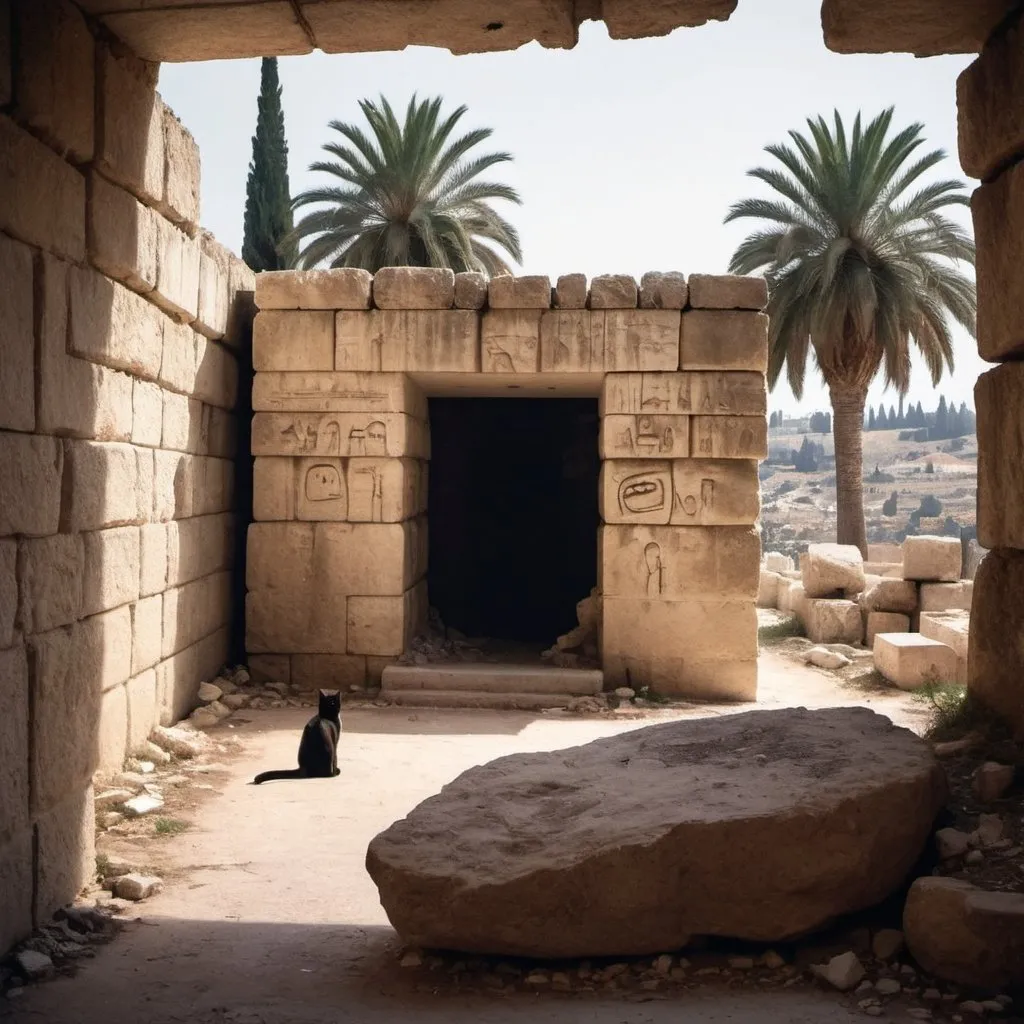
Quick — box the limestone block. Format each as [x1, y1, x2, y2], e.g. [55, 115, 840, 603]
[640, 271, 688, 309]
[167, 513, 233, 586]
[803, 599, 863, 645]
[777, 578, 808, 623]
[602, 596, 757, 699]
[153, 216, 200, 321]
[590, 274, 639, 309]
[0, 541, 14, 648]
[193, 337, 238, 410]
[453, 272, 487, 309]
[373, 267, 454, 309]
[869, 543, 903, 562]
[804, 543, 866, 598]
[0, 432, 62, 536]
[131, 379, 163, 448]
[161, 391, 191, 452]
[488, 274, 551, 309]
[969, 548, 1024, 732]
[294, 457, 347, 522]
[248, 654, 290, 684]
[0, 831, 33, 954]
[764, 552, 794, 573]
[139, 523, 167, 596]
[690, 415, 767, 459]
[291, 654, 367, 691]
[957, 16, 1024, 182]
[919, 582, 970, 612]
[195, 240, 229, 339]
[920, 611, 969, 685]
[33, 786, 94, 928]
[0, 234, 35, 431]
[347, 594, 407, 656]
[126, 668, 158, 751]
[681, 311, 768, 371]
[14, 0, 94, 162]
[602, 371, 766, 417]
[96, 684, 128, 776]
[208, 405, 238, 459]
[17, 534, 83, 633]
[482, 310, 542, 373]
[382, 310, 479, 372]
[67, 264, 164, 380]
[255, 268, 373, 311]
[191, 457, 235, 517]
[225, 257, 256, 347]
[866, 612, 911, 648]
[977, 362, 1024, 547]
[29, 625, 101, 813]
[600, 524, 759, 600]
[688, 274, 767, 310]
[902, 536, 961, 582]
[600, 415, 690, 458]
[555, 274, 587, 309]
[153, 449, 193, 520]
[251, 412, 428, 459]
[875, 633, 958, 690]
[63, 440, 146, 531]
[540, 310, 604, 373]
[162, 574, 225, 658]
[252, 371, 427, 418]
[973, 163, 1024, 360]
[758, 569, 780, 609]
[601, 460, 674, 525]
[131, 594, 163, 675]
[87, 172, 160, 292]
[159, 105, 200, 228]
[603, 310, 680, 371]
[0, 644, 29, 840]
[347, 459, 420, 523]
[253, 458, 296, 521]
[96, 46, 163, 204]
[861, 577, 918, 613]
[81, 527, 141, 618]
[83, 605, 133, 692]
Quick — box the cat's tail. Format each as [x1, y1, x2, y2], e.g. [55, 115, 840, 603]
[252, 768, 305, 785]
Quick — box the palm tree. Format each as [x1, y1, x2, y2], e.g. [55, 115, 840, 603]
[725, 108, 976, 556]
[288, 95, 523, 274]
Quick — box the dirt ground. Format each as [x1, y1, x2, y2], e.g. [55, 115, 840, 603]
[2, 652, 939, 1024]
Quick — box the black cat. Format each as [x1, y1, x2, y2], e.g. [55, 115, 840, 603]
[253, 689, 342, 784]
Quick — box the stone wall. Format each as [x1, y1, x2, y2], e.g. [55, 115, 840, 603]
[959, 7, 1024, 734]
[248, 267, 767, 701]
[0, 0, 253, 952]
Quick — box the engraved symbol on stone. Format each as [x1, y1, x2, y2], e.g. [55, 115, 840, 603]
[644, 541, 665, 597]
[619, 473, 666, 514]
[282, 419, 318, 451]
[486, 339, 517, 373]
[365, 420, 387, 456]
[354, 465, 384, 522]
[305, 464, 342, 502]
[701, 479, 714, 509]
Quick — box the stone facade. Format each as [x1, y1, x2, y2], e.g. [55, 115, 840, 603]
[248, 268, 767, 700]
[0, 0, 252, 953]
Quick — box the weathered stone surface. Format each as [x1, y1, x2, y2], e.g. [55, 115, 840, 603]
[87, 172, 160, 292]
[866, 612, 911, 647]
[160, 105, 200, 228]
[253, 310, 335, 371]
[539, 310, 603, 372]
[803, 598, 863, 644]
[603, 310, 680, 371]
[193, 336, 238, 409]
[488, 275, 551, 309]
[973, 163, 1024, 360]
[373, 267, 454, 309]
[63, 441, 145, 531]
[153, 216, 201, 321]
[804, 543, 866, 597]
[602, 370, 766, 416]
[367, 707, 945, 957]
[0, 540, 15, 648]
[862, 577, 918, 614]
[0, 645, 29, 843]
[0, 114, 85, 260]
[811, 951, 865, 991]
[875, 633, 958, 690]
[688, 274, 767, 310]
[453, 272, 487, 309]
[590, 274, 638, 308]
[0, 831, 33, 954]
[255, 268, 373, 310]
[131, 594, 163, 676]
[195, 237, 230, 339]
[757, 569, 781, 608]
[97, 683, 128, 775]
[764, 551, 794, 573]
[973, 761, 1014, 803]
[0, 432, 63, 537]
[639, 271, 688, 309]
[680, 311, 768, 371]
[977, 362, 1024, 547]
[554, 273, 587, 309]
[902, 535, 961, 582]
[291, 653, 366, 691]
[690, 415, 767, 459]
[347, 593, 410, 656]
[252, 371, 426, 417]
[602, 0, 737, 40]
[82, 526, 141, 617]
[482, 310, 542, 373]
[336, 310, 479, 372]
[0, 233, 35, 431]
[919, 581, 970, 612]
[600, 414, 690, 458]
[248, 653, 290, 684]
[34, 785, 94, 926]
[251, 412, 428, 459]
[904, 877, 1024, 988]
[18, 534, 84, 633]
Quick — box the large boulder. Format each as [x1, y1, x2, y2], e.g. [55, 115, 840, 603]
[803, 543, 866, 598]
[366, 708, 946, 958]
[904, 877, 1024, 988]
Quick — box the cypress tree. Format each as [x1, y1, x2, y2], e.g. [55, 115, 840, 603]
[242, 58, 296, 272]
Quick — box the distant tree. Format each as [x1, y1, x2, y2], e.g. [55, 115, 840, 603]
[925, 460, 935, 474]
[809, 411, 831, 434]
[889, 404, 897, 426]
[882, 491, 898, 516]
[897, 394, 905, 428]
[919, 494, 943, 517]
[878, 406, 888, 429]
[242, 57, 296, 272]
[867, 407, 876, 430]
[935, 395, 949, 438]
[793, 436, 819, 472]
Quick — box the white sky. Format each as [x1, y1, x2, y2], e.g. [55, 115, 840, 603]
[158, 0, 988, 416]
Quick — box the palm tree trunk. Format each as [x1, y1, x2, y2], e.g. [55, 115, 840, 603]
[828, 381, 869, 558]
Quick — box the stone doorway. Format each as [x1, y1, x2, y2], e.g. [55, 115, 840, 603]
[427, 396, 600, 647]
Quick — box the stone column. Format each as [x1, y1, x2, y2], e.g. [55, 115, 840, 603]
[598, 275, 768, 700]
[959, 11, 1024, 734]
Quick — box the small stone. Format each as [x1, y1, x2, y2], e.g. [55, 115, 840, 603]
[965, 849, 984, 865]
[959, 1001, 986, 1015]
[804, 646, 852, 670]
[813, 951, 865, 991]
[864, 1007, 884, 1017]
[923, 988, 942, 1000]
[994, 996, 1013, 1008]
[399, 950, 422, 968]
[197, 680, 223, 703]
[728, 957, 755, 969]
[900, 964, 917, 977]
[872, 928, 905, 960]
[973, 814, 1004, 848]
[114, 771, 149, 790]
[137, 740, 171, 765]
[189, 707, 219, 729]
[613, 687, 636, 699]
[221, 693, 248, 710]
[973, 763, 1014, 803]
[207, 699, 232, 720]
[526, 970, 550, 985]
[761, 950, 786, 969]
[856, 981, 875, 994]
[937, 827, 972, 859]
[876, 978, 902, 995]
[670, 967, 688, 980]
[907, 1010, 932, 1020]
[231, 667, 251, 686]
[122, 794, 164, 817]
[980, 1001, 1004, 1013]
[112, 874, 162, 901]
[94, 788, 134, 810]
[265, 682, 290, 696]
[150, 725, 204, 758]
[99, 811, 123, 828]
[15, 950, 54, 979]
[136, 761, 155, 774]
[652, 954, 673, 975]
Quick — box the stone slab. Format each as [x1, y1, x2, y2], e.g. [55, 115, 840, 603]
[335, 310, 479, 373]
[920, 611, 969, 685]
[603, 310, 680, 372]
[0, 645, 29, 842]
[601, 371, 766, 417]
[803, 598, 863, 645]
[875, 633, 959, 690]
[62, 441, 147, 531]
[866, 611, 911, 648]
[690, 415, 767, 459]
[160, 106, 200, 228]
[482, 310, 542, 373]
[255, 268, 373, 310]
[251, 412, 428, 459]
[33, 786, 94, 928]
[82, 527, 141, 617]
[373, 267, 454, 309]
[290, 653, 367, 691]
[687, 274, 767, 310]
[590, 274, 638, 309]
[17, 534, 83, 634]
[862, 577, 918, 613]
[253, 310, 335, 372]
[539, 310, 604, 373]
[382, 663, 604, 696]
[680, 310, 768, 371]
[902, 535, 961, 582]
[0, 432, 63, 537]
[0, 831, 33, 954]
[488, 275, 551, 309]
[252, 371, 427, 418]
[804, 543, 867, 598]
[87, 172, 160, 293]
[453, 272, 487, 310]
[976, 361, 1024, 548]
[639, 271, 688, 310]
[554, 274, 587, 309]
[600, 415, 690, 458]
[919, 582, 971, 612]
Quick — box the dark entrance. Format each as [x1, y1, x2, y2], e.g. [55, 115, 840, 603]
[428, 397, 600, 645]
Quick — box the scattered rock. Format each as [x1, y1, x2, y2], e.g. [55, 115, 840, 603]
[972, 814, 1003, 848]
[207, 699, 232, 720]
[399, 950, 422, 968]
[965, 849, 984, 866]
[150, 725, 204, 759]
[98, 812, 123, 829]
[761, 950, 786, 969]
[932, 734, 981, 758]
[812, 951, 865, 991]
[231, 667, 251, 687]
[114, 771, 149, 790]
[136, 740, 172, 765]
[94, 789, 134, 811]
[197, 681, 223, 703]
[959, 1001, 986, 1015]
[907, 1009, 933, 1020]
[613, 687, 636, 699]
[221, 693, 248, 710]
[972, 763, 1014, 803]
[189, 707, 220, 729]
[872, 928, 905, 960]
[652, 954, 673, 975]
[366, 708, 946, 958]
[112, 874, 163, 901]
[875, 978, 901, 995]
[122, 794, 164, 818]
[15, 950, 54, 980]
[566, 696, 607, 715]
[936, 828, 972, 860]
[804, 647, 852, 670]
[728, 956, 755, 969]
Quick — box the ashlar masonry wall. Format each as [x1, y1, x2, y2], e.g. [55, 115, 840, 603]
[247, 267, 767, 700]
[0, 0, 253, 951]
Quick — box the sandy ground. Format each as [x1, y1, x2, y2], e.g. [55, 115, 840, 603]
[3, 651, 933, 1024]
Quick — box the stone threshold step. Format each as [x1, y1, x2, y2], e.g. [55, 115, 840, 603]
[381, 663, 603, 696]
[382, 690, 586, 711]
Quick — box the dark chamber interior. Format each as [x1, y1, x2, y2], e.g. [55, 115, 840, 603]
[428, 397, 600, 644]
